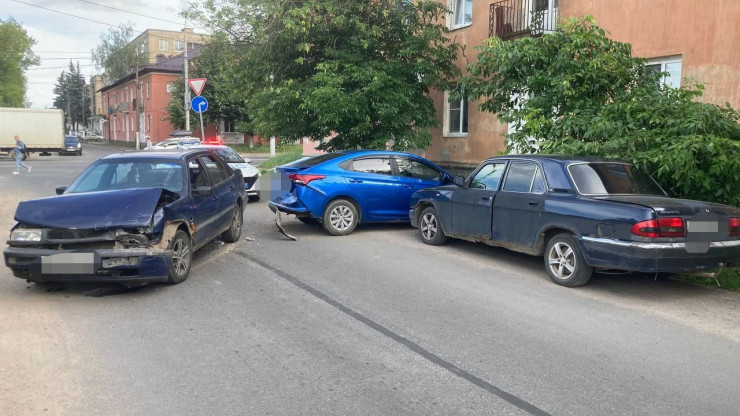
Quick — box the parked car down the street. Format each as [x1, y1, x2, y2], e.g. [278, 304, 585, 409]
[4, 149, 246, 285]
[269, 150, 452, 235]
[150, 137, 201, 149]
[186, 144, 261, 201]
[409, 155, 740, 287]
[59, 135, 82, 156]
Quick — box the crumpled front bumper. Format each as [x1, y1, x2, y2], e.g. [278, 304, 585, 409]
[4, 246, 173, 283]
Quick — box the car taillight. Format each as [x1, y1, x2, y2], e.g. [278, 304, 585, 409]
[730, 217, 740, 237]
[631, 217, 685, 238]
[289, 173, 325, 185]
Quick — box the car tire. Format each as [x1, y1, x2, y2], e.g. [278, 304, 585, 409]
[322, 199, 359, 236]
[78, 150, 82, 156]
[167, 230, 192, 284]
[418, 206, 447, 245]
[544, 234, 593, 287]
[221, 205, 243, 243]
[248, 194, 260, 202]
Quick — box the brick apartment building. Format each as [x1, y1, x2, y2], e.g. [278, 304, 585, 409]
[425, 0, 740, 168]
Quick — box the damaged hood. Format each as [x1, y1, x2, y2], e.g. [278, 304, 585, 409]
[15, 188, 165, 229]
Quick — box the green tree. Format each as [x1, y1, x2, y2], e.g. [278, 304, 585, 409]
[188, 0, 459, 151]
[53, 61, 92, 130]
[91, 23, 147, 83]
[463, 16, 740, 206]
[0, 17, 39, 107]
[165, 76, 186, 129]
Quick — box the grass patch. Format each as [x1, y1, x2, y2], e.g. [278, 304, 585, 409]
[258, 150, 304, 173]
[674, 268, 740, 291]
[231, 144, 301, 154]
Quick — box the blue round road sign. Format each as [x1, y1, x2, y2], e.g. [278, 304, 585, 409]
[191, 96, 208, 113]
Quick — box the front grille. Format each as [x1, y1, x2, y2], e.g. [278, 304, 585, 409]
[47, 229, 111, 240]
[244, 176, 258, 188]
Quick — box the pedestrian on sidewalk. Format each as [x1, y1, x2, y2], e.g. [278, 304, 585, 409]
[12, 135, 31, 175]
[145, 135, 152, 150]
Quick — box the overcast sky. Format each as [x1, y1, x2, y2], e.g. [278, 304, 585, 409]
[3, 0, 202, 108]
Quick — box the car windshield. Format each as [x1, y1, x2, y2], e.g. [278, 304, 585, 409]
[568, 163, 666, 196]
[66, 159, 184, 195]
[213, 147, 244, 163]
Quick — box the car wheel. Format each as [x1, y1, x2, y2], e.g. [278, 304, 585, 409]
[322, 199, 358, 236]
[298, 217, 319, 225]
[544, 234, 593, 287]
[78, 150, 82, 156]
[57, 152, 62, 156]
[167, 230, 192, 284]
[221, 205, 243, 243]
[248, 194, 260, 202]
[418, 206, 447, 245]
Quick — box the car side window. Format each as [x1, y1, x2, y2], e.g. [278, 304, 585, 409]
[469, 163, 506, 190]
[189, 159, 210, 189]
[351, 158, 392, 175]
[531, 167, 546, 193]
[503, 162, 539, 193]
[395, 158, 441, 181]
[201, 155, 232, 184]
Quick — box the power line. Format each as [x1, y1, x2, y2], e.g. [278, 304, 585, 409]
[9, 0, 119, 28]
[71, 0, 186, 26]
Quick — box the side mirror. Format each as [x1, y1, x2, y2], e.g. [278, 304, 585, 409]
[454, 176, 465, 188]
[55, 186, 67, 195]
[193, 186, 213, 197]
[243, 158, 252, 164]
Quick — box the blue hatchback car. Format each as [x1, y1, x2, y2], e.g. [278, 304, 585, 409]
[269, 150, 452, 235]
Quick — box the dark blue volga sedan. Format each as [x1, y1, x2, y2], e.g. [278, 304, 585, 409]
[269, 150, 452, 235]
[409, 155, 740, 287]
[4, 149, 246, 285]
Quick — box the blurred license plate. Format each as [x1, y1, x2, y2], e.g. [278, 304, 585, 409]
[686, 221, 719, 233]
[41, 253, 95, 274]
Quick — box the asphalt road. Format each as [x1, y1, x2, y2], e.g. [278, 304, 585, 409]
[1, 145, 739, 416]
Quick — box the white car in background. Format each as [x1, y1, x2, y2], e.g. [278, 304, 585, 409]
[188, 144, 261, 201]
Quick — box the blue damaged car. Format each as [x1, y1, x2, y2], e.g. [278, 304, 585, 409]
[4, 149, 246, 285]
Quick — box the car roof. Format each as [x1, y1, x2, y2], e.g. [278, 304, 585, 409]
[485, 154, 629, 164]
[100, 149, 211, 161]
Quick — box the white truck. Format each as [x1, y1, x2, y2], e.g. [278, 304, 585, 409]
[0, 107, 65, 159]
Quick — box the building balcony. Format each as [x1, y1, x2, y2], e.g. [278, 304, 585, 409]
[489, 0, 559, 40]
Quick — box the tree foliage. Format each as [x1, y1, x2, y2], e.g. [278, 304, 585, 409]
[91, 23, 147, 83]
[165, 76, 186, 129]
[463, 16, 740, 206]
[187, 0, 459, 151]
[0, 17, 39, 107]
[52, 61, 92, 130]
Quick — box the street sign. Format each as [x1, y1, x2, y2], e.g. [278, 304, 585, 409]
[188, 78, 207, 96]
[190, 96, 208, 113]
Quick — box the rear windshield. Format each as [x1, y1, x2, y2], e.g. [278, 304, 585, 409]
[568, 163, 665, 196]
[288, 152, 345, 168]
[65, 136, 79, 144]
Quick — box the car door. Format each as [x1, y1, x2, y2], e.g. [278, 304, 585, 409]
[492, 161, 547, 247]
[200, 154, 237, 234]
[187, 157, 222, 248]
[342, 157, 400, 220]
[392, 157, 445, 217]
[451, 162, 507, 238]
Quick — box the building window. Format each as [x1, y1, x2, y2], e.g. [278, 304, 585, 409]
[146, 81, 150, 99]
[166, 83, 174, 94]
[450, 0, 473, 29]
[224, 119, 236, 133]
[159, 39, 169, 51]
[445, 88, 468, 136]
[175, 41, 185, 52]
[646, 56, 682, 89]
[147, 115, 151, 131]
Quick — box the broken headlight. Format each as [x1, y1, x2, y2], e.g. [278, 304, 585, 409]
[10, 229, 42, 242]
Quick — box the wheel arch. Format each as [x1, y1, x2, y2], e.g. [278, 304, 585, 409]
[536, 226, 580, 256]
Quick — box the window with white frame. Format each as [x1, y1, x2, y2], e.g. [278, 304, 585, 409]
[450, 0, 473, 29]
[166, 83, 174, 94]
[646, 56, 682, 89]
[445, 88, 468, 136]
[159, 39, 169, 51]
[175, 41, 185, 52]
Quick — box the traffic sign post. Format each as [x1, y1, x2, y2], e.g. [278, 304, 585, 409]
[190, 96, 209, 142]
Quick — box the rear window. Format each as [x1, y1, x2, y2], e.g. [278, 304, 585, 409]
[65, 136, 79, 144]
[568, 163, 665, 195]
[289, 152, 345, 168]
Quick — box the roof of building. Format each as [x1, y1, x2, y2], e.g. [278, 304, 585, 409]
[98, 46, 202, 93]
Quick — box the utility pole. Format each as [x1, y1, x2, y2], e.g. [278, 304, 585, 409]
[184, 19, 190, 132]
[135, 58, 141, 150]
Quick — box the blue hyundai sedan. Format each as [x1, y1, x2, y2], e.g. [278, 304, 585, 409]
[268, 150, 452, 235]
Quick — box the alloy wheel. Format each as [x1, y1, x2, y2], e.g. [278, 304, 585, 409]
[548, 242, 576, 280]
[420, 212, 438, 241]
[171, 238, 191, 278]
[329, 205, 354, 231]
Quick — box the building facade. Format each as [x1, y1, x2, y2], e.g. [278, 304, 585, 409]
[425, 0, 740, 168]
[130, 28, 210, 64]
